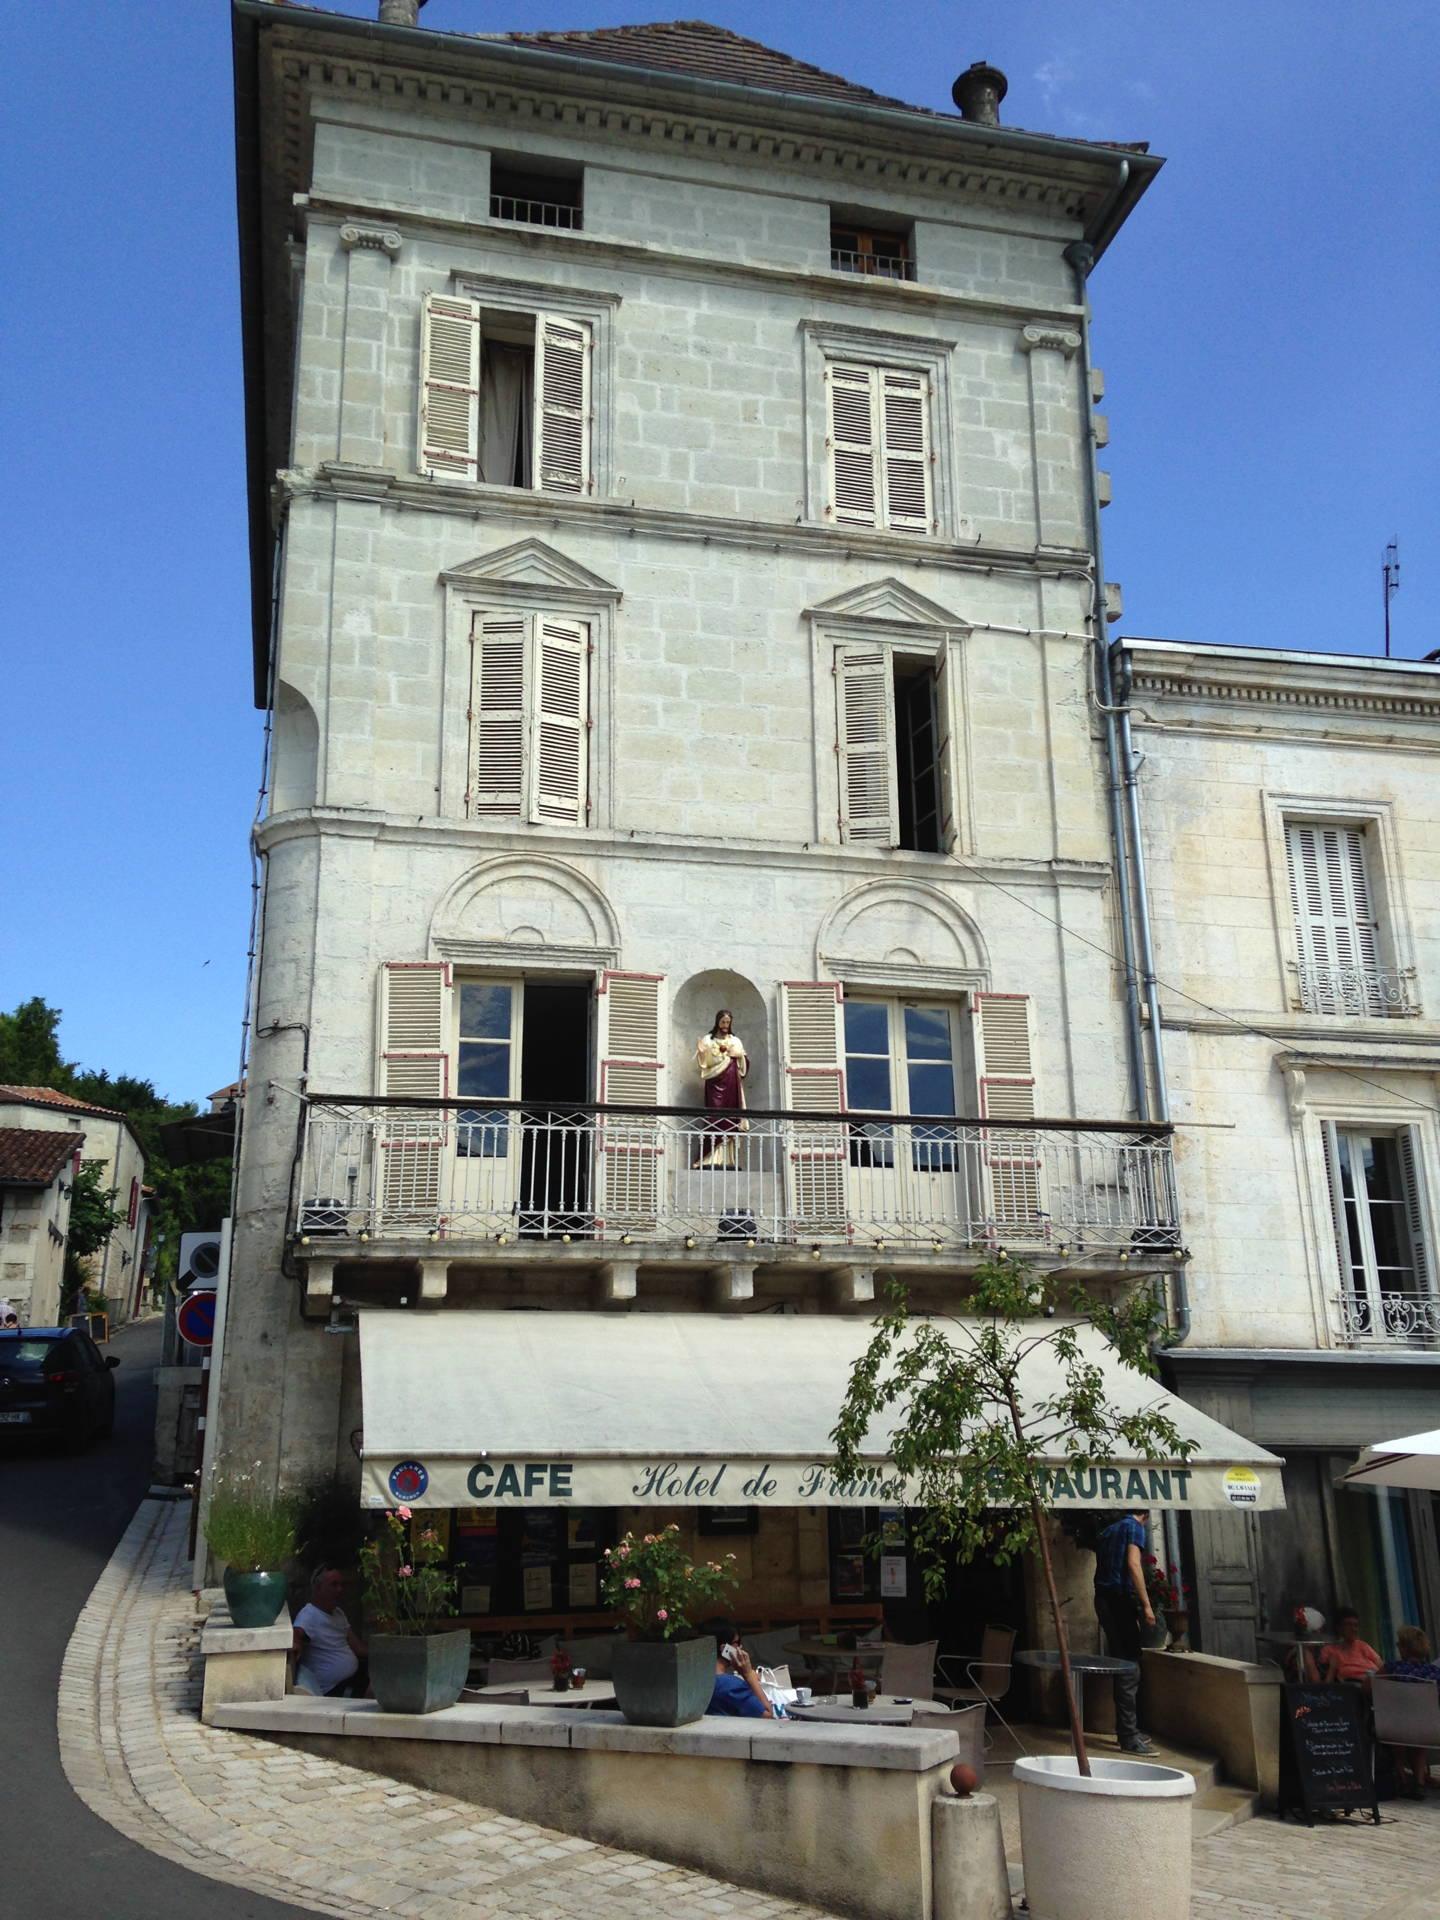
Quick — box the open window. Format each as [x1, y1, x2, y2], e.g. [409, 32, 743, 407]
[489, 156, 583, 231]
[836, 639, 955, 851]
[1322, 1123, 1435, 1341]
[419, 294, 592, 495]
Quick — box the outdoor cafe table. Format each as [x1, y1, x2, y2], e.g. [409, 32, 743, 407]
[463, 1679, 618, 1708]
[783, 1638, 885, 1681]
[787, 1693, 915, 1726]
[1013, 1648, 1137, 1726]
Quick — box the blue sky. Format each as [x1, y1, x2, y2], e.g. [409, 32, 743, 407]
[3, 1, 1436, 1104]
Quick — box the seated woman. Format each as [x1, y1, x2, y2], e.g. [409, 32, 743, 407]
[701, 1619, 773, 1719]
[1319, 1606, 1384, 1686]
[1381, 1624, 1440, 1796]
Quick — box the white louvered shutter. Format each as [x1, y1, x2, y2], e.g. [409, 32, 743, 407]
[827, 362, 879, 528]
[780, 981, 848, 1234]
[880, 369, 932, 532]
[1285, 824, 1381, 1014]
[1320, 1121, 1355, 1294]
[531, 619, 589, 825]
[971, 992, 1045, 1238]
[835, 644, 897, 845]
[596, 971, 664, 1231]
[377, 962, 452, 1226]
[418, 294, 481, 481]
[931, 635, 957, 853]
[534, 313, 592, 496]
[1396, 1128, 1433, 1297]
[469, 615, 528, 818]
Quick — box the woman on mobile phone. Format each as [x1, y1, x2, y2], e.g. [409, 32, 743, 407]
[702, 1619, 772, 1718]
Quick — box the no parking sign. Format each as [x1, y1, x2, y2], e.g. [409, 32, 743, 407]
[177, 1289, 217, 1348]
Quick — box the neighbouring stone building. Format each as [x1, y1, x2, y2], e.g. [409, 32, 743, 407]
[1119, 639, 1440, 1655]
[216, 3, 1288, 1663]
[0, 1086, 149, 1326]
[0, 1126, 82, 1327]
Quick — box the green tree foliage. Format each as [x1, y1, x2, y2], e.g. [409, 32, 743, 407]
[0, 996, 235, 1290]
[830, 1256, 1192, 1776]
[64, 1159, 129, 1299]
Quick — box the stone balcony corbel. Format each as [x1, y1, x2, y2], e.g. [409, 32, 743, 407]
[710, 1261, 756, 1309]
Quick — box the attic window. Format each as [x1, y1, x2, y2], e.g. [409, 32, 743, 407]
[830, 220, 914, 283]
[490, 160, 584, 231]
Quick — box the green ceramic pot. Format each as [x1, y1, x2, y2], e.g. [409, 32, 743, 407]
[611, 1635, 715, 1728]
[369, 1629, 470, 1714]
[222, 1568, 288, 1629]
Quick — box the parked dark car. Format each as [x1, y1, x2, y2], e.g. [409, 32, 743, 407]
[0, 1326, 119, 1443]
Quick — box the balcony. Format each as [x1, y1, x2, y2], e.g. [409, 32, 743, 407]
[1334, 1290, 1440, 1348]
[489, 193, 582, 230]
[829, 248, 916, 282]
[293, 1099, 1177, 1287]
[1292, 961, 1417, 1018]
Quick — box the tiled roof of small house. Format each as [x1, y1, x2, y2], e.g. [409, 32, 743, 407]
[0, 1084, 124, 1120]
[0, 1127, 84, 1186]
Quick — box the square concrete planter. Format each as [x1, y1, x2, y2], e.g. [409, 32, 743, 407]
[610, 1635, 715, 1727]
[369, 1629, 470, 1715]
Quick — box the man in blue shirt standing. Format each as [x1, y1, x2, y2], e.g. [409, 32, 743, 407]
[1093, 1508, 1158, 1755]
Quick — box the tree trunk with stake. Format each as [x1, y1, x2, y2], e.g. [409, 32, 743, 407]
[1009, 1387, 1090, 1775]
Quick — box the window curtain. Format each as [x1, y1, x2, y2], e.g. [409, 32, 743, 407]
[480, 344, 533, 486]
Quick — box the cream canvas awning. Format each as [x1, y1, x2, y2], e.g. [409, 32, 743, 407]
[358, 1310, 1284, 1513]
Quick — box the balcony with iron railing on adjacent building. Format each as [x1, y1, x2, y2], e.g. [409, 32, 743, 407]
[290, 1096, 1179, 1311]
[1291, 961, 1418, 1018]
[1333, 1289, 1440, 1350]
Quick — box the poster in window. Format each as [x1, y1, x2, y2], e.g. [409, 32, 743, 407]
[461, 1584, 492, 1613]
[880, 1554, 907, 1598]
[567, 1512, 597, 1550]
[879, 1508, 906, 1550]
[834, 1550, 866, 1599]
[523, 1564, 553, 1611]
[569, 1562, 598, 1606]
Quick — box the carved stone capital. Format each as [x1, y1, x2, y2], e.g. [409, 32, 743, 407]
[339, 222, 403, 260]
[1019, 323, 1081, 358]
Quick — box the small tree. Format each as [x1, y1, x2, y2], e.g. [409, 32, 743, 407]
[830, 1255, 1192, 1776]
[64, 1158, 127, 1302]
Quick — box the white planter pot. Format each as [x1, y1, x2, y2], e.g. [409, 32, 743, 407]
[1015, 1754, 1195, 1920]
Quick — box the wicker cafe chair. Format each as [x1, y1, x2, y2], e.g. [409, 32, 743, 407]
[878, 1639, 939, 1702]
[935, 1624, 1027, 1758]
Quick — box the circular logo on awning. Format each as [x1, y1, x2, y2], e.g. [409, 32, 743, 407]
[1223, 1467, 1260, 1507]
[388, 1459, 429, 1502]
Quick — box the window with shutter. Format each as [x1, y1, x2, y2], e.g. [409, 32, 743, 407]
[596, 972, 664, 1231]
[469, 616, 528, 818]
[531, 620, 589, 825]
[827, 363, 878, 528]
[835, 645, 897, 845]
[971, 992, 1045, 1238]
[1326, 1124, 1435, 1342]
[930, 636, 957, 853]
[825, 358, 934, 534]
[780, 981, 849, 1234]
[1285, 822, 1382, 1014]
[1397, 1128, 1433, 1297]
[377, 962, 452, 1225]
[880, 370, 932, 531]
[418, 294, 482, 481]
[534, 313, 592, 496]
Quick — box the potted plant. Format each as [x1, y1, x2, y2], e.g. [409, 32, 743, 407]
[600, 1525, 737, 1726]
[359, 1506, 468, 1714]
[550, 1645, 574, 1692]
[831, 1257, 1198, 1920]
[1150, 1561, 1192, 1651]
[204, 1485, 298, 1628]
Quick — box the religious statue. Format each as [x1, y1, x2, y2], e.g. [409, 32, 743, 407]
[694, 1009, 747, 1167]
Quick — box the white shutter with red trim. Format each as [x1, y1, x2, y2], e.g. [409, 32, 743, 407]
[377, 961, 452, 1225]
[418, 294, 481, 481]
[534, 313, 592, 496]
[826, 361, 879, 527]
[469, 614, 528, 818]
[971, 991, 1046, 1239]
[780, 980, 849, 1236]
[835, 644, 896, 845]
[879, 368, 932, 532]
[531, 618, 589, 825]
[596, 971, 664, 1232]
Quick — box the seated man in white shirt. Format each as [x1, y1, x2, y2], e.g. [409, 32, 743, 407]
[292, 1566, 367, 1697]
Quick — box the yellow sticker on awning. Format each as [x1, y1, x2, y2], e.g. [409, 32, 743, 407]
[1223, 1467, 1262, 1507]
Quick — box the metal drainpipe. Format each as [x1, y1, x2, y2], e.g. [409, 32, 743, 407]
[1062, 218, 1147, 1127]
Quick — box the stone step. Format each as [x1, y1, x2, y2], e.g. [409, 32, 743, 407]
[1191, 1783, 1260, 1839]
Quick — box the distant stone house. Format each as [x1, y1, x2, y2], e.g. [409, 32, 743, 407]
[0, 1126, 83, 1326]
[0, 1087, 148, 1326]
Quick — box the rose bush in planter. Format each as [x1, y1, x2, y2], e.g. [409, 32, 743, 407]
[204, 1485, 299, 1628]
[360, 1506, 467, 1713]
[600, 1525, 737, 1727]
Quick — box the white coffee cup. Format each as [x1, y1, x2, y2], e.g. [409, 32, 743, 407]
[794, 1686, 813, 1705]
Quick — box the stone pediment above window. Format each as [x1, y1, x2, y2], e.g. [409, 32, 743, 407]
[441, 539, 621, 607]
[805, 577, 967, 636]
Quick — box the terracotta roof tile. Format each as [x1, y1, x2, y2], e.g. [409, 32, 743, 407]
[0, 1127, 84, 1186]
[0, 1084, 124, 1120]
[496, 20, 921, 112]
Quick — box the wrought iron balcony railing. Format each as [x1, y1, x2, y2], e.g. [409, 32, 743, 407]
[1333, 1290, 1440, 1348]
[829, 248, 915, 282]
[1292, 961, 1417, 1018]
[489, 193, 582, 230]
[294, 1098, 1178, 1256]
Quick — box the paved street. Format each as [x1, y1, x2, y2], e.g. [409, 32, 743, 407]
[0, 1314, 305, 1918]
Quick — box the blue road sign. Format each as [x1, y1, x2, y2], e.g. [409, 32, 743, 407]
[177, 1289, 217, 1348]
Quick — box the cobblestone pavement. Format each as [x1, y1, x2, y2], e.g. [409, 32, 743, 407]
[60, 1495, 1440, 1919]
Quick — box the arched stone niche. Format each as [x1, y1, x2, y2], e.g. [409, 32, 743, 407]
[430, 855, 620, 969]
[670, 970, 771, 1111]
[270, 680, 319, 813]
[817, 879, 989, 992]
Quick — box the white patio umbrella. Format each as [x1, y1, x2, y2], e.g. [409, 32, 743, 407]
[1343, 1430, 1440, 1492]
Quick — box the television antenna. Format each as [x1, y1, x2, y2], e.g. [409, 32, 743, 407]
[1382, 539, 1400, 658]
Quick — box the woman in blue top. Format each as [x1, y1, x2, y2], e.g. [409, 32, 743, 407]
[702, 1620, 773, 1718]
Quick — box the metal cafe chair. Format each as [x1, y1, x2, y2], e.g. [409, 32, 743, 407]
[935, 1624, 1028, 1758]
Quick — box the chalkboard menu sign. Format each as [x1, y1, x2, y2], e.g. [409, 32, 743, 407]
[1279, 1683, 1378, 1824]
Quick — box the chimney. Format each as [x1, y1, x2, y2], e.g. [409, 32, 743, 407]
[952, 61, 1008, 127]
[378, 0, 426, 26]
